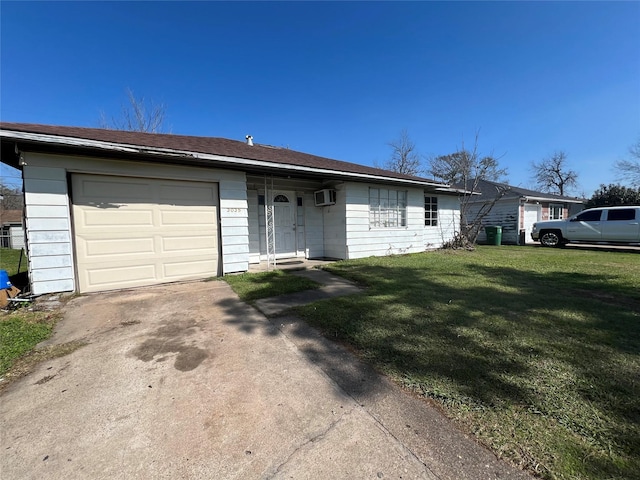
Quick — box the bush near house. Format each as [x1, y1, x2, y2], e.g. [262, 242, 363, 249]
[294, 247, 640, 480]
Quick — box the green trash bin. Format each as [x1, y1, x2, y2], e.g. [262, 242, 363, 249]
[485, 226, 502, 245]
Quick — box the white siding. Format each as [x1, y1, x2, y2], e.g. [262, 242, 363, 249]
[345, 183, 424, 259]
[424, 195, 460, 249]
[323, 186, 346, 259]
[296, 194, 306, 256]
[9, 225, 25, 249]
[247, 190, 260, 263]
[468, 199, 520, 244]
[23, 165, 75, 294]
[304, 192, 324, 258]
[21, 152, 249, 293]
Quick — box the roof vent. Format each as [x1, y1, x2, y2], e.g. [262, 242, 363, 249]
[245, 135, 253, 146]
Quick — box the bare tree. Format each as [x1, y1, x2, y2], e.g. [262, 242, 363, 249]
[614, 137, 640, 187]
[384, 129, 422, 176]
[428, 150, 507, 185]
[0, 182, 24, 210]
[531, 151, 578, 196]
[429, 134, 509, 248]
[100, 88, 167, 133]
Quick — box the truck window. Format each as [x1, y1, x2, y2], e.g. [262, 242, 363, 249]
[607, 209, 636, 221]
[575, 210, 602, 222]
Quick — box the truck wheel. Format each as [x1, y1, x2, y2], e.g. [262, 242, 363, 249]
[540, 230, 563, 247]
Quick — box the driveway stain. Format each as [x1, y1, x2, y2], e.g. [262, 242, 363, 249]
[129, 319, 209, 372]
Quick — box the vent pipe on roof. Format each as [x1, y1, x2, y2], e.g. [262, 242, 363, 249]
[245, 135, 253, 146]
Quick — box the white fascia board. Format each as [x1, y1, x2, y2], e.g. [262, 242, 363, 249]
[2, 129, 445, 188]
[522, 195, 584, 204]
[433, 186, 478, 195]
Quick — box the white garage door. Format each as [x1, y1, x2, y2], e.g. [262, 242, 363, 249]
[72, 174, 219, 293]
[523, 204, 541, 244]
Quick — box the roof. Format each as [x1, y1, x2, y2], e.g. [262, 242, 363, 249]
[462, 179, 584, 203]
[0, 122, 451, 190]
[0, 209, 23, 225]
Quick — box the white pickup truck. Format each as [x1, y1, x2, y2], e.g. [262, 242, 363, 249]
[531, 206, 640, 247]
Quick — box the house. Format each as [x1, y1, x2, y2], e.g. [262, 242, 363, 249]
[0, 209, 25, 249]
[0, 122, 463, 295]
[464, 179, 584, 244]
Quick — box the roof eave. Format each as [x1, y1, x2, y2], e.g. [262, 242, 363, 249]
[1, 129, 445, 188]
[521, 195, 584, 204]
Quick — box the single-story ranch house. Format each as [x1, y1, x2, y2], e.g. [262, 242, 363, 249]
[465, 179, 584, 244]
[0, 123, 462, 295]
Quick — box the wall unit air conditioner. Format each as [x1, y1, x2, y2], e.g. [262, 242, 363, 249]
[314, 188, 336, 207]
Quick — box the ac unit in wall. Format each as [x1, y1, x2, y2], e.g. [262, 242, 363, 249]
[314, 189, 336, 207]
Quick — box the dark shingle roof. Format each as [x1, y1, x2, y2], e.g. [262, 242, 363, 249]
[0, 122, 443, 186]
[462, 179, 583, 203]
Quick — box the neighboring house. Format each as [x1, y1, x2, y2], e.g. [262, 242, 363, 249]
[463, 179, 584, 244]
[0, 209, 25, 249]
[0, 123, 462, 295]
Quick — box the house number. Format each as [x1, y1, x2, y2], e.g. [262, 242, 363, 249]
[226, 208, 242, 213]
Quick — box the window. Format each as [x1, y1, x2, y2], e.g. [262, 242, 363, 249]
[274, 194, 289, 203]
[369, 188, 407, 228]
[425, 196, 438, 226]
[607, 209, 636, 221]
[549, 204, 564, 220]
[575, 210, 602, 222]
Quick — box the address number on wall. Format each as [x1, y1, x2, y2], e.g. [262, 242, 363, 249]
[226, 208, 243, 213]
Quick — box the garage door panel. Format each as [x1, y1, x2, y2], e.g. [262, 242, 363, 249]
[75, 178, 153, 203]
[72, 174, 220, 293]
[160, 184, 215, 205]
[82, 209, 155, 227]
[163, 259, 218, 278]
[160, 209, 216, 225]
[162, 235, 217, 252]
[86, 264, 158, 288]
[83, 237, 156, 256]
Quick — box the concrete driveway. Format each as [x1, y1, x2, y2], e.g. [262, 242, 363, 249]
[1, 280, 530, 479]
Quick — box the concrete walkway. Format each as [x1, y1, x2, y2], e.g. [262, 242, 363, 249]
[0, 274, 531, 479]
[254, 269, 362, 317]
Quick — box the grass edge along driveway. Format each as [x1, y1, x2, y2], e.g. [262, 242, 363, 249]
[229, 247, 640, 480]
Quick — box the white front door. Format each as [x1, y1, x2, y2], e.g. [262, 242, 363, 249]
[273, 192, 296, 257]
[523, 204, 541, 244]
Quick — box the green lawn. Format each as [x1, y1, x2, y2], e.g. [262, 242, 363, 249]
[0, 248, 61, 381]
[291, 246, 640, 480]
[224, 269, 320, 303]
[0, 312, 55, 376]
[0, 248, 26, 276]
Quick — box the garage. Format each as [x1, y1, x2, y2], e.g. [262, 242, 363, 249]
[72, 174, 220, 293]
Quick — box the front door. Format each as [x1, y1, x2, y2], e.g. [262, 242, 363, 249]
[273, 192, 296, 258]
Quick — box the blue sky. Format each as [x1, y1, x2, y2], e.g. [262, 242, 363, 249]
[1, 1, 639, 196]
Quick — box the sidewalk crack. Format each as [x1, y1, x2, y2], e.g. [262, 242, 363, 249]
[264, 408, 354, 479]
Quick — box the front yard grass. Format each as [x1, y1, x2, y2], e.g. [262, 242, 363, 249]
[1, 248, 79, 389]
[224, 269, 320, 303]
[292, 246, 640, 480]
[1, 248, 26, 276]
[0, 310, 57, 376]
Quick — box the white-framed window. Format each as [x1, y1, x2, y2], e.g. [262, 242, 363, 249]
[369, 188, 407, 228]
[425, 196, 438, 226]
[549, 204, 564, 220]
